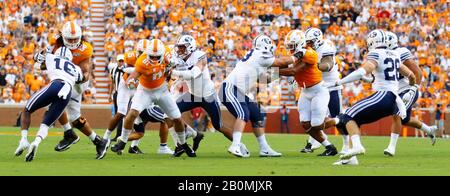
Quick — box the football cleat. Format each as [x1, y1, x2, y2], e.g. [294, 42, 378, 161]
[54, 129, 80, 152]
[300, 141, 314, 153]
[173, 144, 185, 157]
[111, 138, 126, 155]
[25, 142, 39, 162]
[228, 144, 244, 157]
[174, 143, 196, 157]
[192, 131, 204, 152]
[94, 136, 110, 159]
[157, 145, 174, 155]
[240, 143, 250, 158]
[383, 147, 395, 157]
[333, 156, 359, 166]
[128, 146, 144, 154]
[340, 146, 366, 160]
[318, 145, 338, 156]
[15, 139, 30, 156]
[429, 125, 438, 146]
[259, 147, 282, 157]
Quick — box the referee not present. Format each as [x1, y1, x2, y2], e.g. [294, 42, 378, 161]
[107, 54, 125, 140]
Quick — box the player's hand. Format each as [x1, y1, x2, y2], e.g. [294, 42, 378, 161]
[127, 78, 138, 89]
[401, 85, 419, 105]
[293, 47, 306, 59]
[361, 74, 375, 83]
[33, 50, 46, 64]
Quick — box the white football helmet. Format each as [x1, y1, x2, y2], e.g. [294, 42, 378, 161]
[147, 39, 166, 64]
[284, 30, 306, 52]
[305, 28, 324, 50]
[136, 39, 150, 56]
[61, 21, 82, 50]
[175, 35, 197, 59]
[366, 29, 388, 51]
[385, 31, 399, 50]
[54, 46, 73, 61]
[253, 34, 276, 53]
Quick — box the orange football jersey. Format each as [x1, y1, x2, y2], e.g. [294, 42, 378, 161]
[294, 48, 322, 88]
[123, 51, 138, 80]
[134, 47, 171, 89]
[71, 41, 93, 65]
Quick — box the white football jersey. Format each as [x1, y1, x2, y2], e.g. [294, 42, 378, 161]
[224, 48, 275, 95]
[394, 47, 414, 91]
[367, 48, 401, 93]
[45, 53, 83, 87]
[316, 39, 341, 91]
[175, 50, 216, 97]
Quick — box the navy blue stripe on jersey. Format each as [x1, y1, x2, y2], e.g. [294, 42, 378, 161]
[70, 98, 79, 103]
[322, 52, 335, 56]
[400, 52, 412, 62]
[367, 52, 380, 61]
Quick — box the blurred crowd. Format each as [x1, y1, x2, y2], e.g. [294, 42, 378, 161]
[0, 0, 95, 104]
[1, 0, 449, 111]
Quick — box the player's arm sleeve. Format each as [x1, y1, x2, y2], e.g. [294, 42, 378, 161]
[302, 49, 319, 65]
[261, 51, 276, 67]
[400, 49, 413, 63]
[337, 59, 377, 86]
[171, 66, 202, 80]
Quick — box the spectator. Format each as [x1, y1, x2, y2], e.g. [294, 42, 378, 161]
[280, 105, 290, 134]
[435, 104, 447, 138]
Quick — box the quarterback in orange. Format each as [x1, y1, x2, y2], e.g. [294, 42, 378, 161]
[280, 30, 338, 156]
[111, 39, 196, 157]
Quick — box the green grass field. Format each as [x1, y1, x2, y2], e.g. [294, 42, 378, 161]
[1, 126, 449, 176]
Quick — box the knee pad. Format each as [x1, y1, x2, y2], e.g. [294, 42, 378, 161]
[336, 114, 351, 135]
[133, 123, 145, 133]
[252, 120, 264, 128]
[72, 116, 87, 130]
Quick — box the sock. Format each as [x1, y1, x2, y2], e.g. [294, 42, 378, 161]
[257, 134, 269, 150]
[88, 132, 97, 141]
[321, 130, 328, 140]
[419, 123, 432, 134]
[35, 124, 49, 144]
[120, 128, 132, 142]
[321, 140, 331, 147]
[168, 127, 179, 144]
[342, 135, 350, 149]
[307, 136, 315, 144]
[351, 135, 362, 149]
[176, 131, 186, 144]
[103, 129, 112, 139]
[62, 123, 72, 131]
[232, 131, 242, 146]
[160, 143, 167, 147]
[34, 136, 43, 145]
[21, 130, 28, 141]
[131, 139, 140, 147]
[185, 125, 197, 138]
[388, 133, 399, 149]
